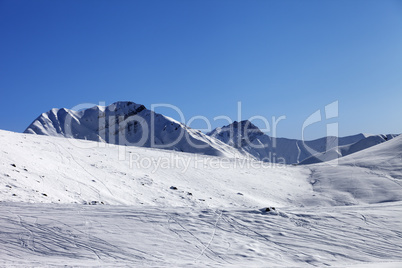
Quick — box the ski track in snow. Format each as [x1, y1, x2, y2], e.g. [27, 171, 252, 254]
[0, 203, 402, 267]
[296, 140, 302, 164]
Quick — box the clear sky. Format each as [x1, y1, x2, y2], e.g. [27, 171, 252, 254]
[1, 0, 401, 139]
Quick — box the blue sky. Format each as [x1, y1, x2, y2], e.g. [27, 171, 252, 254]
[1, 0, 401, 139]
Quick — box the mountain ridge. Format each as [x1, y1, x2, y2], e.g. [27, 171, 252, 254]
[24, 101, 398, 165]
[207, 120, 398, 164]
[24, 101, 248, 159]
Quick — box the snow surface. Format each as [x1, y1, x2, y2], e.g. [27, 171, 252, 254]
[1, 202, 402, 267]
[1, 129, 402, 266]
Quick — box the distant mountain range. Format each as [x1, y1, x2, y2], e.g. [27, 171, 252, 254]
[24, 101, 398, 164]
[208, 120, 397, 164]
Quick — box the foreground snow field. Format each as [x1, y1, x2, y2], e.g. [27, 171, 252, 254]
[1, 129, 402, 266]
[1, 202, 402, 267]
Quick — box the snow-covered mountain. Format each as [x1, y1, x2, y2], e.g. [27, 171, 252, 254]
[24, 101, 247, 158]
[208, 120, 397, 164]
[300, 134, 397, 164]
[23, 102, 398, 165]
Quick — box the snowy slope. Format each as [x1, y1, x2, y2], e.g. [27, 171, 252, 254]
[0, 129, 310, 207]
[304, 134, 402, 206]
[1, 130, 402, 266]
[24, 101, 248, 159]
[2, 129, 402, 207]
[208, 120, 397, 164]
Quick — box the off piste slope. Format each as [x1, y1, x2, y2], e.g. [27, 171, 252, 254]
[0, 129, 310, 207]
[306, 133, 402, 206]
[1, 129, 402, 207]
[1, 130, 402, 267]
[208, 120, 397, 164]
[24, 101, 247, 159]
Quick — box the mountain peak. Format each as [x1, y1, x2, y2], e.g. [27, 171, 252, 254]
[230, 120, 260, 130]
[213, 120, 263, 135]
[207, 120, 264, 149]
[105, 101, 146, 112]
